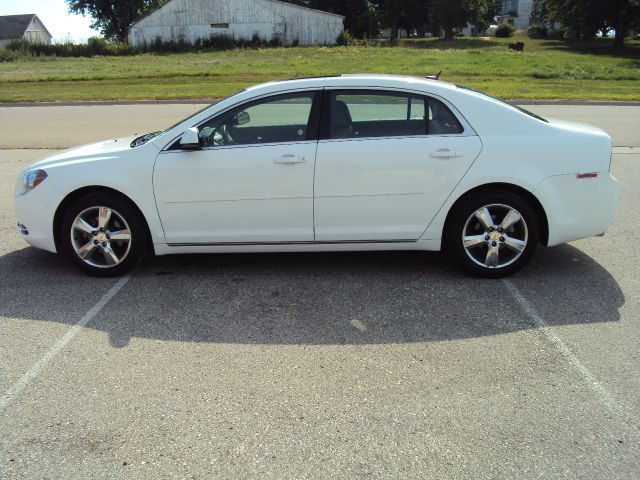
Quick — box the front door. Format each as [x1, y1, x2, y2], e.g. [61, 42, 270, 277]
[154, 91, 320, 245]
[313, 89, 482, 241]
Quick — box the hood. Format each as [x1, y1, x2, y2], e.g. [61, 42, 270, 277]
[30, 136, 141, 170]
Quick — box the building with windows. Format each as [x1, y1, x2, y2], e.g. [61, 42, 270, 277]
[0, 14, 52, 48]
[496, 0, 534, 30]
[129, 0, 344, 47]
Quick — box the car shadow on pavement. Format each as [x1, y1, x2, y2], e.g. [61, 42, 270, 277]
[0, 245, 625, 347]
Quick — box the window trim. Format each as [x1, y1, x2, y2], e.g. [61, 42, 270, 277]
[319, 87, 476, 142]
[161, 86, 476, 152]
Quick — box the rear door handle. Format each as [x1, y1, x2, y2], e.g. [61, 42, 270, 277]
[429, 149, 461, 159]
[274, 154, 306, 165]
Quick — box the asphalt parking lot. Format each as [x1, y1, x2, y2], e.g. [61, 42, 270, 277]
[0, 104, 639, 479]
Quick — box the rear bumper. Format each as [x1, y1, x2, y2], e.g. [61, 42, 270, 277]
[534, 172, 619, 246]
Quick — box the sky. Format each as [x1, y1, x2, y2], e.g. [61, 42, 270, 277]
[0, 0, 100, 43]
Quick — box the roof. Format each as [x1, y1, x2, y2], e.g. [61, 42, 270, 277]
[249, 74, 457, 94]
[131, 0, 344, 28]
[0, 14, 52, 41]
[265, 0, 345, 19]
[159, 73, 551, 143]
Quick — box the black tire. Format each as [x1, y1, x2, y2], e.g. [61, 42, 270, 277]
[446, 190, 539, 278]
[60, 192, 147, 277]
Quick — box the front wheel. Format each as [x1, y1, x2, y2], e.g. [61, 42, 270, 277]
[447, 191, 539, 278]
[60, 193, 147, 277]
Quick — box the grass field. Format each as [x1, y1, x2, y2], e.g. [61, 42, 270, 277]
[0, 37, 638, 103]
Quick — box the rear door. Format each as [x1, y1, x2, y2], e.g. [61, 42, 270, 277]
[313, 89, 482, 242]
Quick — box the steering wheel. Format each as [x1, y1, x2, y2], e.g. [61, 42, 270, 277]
[220, 124, 235, 145]
[201, 124, 235, 147]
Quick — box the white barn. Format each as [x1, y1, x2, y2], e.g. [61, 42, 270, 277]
[129, 0, 344, 46]
[0, 14, 53, 48]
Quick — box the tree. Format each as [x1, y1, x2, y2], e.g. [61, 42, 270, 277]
[537, 0, 605, 38]
[537, 0, 640, 46]
[66, 0, 166, 43]
[373, 0, 431, 38]
[606, 0, 640, 47]
[285, 0, 377, 38]
[313, 0, 377, 38]
[430, 0, 491, 39]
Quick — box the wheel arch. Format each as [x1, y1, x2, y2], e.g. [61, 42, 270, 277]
[442, 182, 549, 247]
[53, 186, 154, 254]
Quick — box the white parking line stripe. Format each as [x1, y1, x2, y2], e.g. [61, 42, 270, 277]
[502, 278, 618, 410]
[0, 274, 132, 412]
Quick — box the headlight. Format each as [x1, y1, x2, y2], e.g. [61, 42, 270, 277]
[17, 169, 48, 196]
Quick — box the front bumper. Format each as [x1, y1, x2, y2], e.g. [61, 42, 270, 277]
[534, 172, 619, 246]
[14, 180, 62, 253]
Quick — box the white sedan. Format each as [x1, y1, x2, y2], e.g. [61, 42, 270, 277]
[14, 75, 619, 277]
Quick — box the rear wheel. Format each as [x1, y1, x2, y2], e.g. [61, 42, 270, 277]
[60, 193, 146, 277]
[447, 191, 539, 278]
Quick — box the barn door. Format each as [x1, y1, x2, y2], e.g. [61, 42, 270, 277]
[273, 22, 286, 42]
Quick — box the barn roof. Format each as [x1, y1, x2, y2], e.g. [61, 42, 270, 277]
[131, 0, 345, 28]
[259, 0, 345, 19]
[0, 14, 52, 41]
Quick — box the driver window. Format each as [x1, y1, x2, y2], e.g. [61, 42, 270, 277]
[199, 92, 316, 147]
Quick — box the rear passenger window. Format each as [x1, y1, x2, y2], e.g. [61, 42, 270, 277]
[428, 97, 464, 135]
[328, 91, 463, 139]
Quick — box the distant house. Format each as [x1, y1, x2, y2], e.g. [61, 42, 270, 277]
[496, 0, 533, 30]
[0, 14, 53, 48]
[459, 0, 533, 37]
[380, 28, 408, 40]
[128, 0, 344, 46]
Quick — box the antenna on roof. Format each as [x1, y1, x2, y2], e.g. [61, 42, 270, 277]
[426, 71, 442, 80]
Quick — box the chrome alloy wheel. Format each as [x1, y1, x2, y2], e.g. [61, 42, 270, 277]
[462, 203, 528, 269]
[70, 206, 132, 269]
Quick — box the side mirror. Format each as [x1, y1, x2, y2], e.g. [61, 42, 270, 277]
[179, 127, 201, 149]
[233, 111, 250, 126]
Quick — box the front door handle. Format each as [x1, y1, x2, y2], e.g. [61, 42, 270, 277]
[429, 149, 461, 159]
[274, 154, 306, 165]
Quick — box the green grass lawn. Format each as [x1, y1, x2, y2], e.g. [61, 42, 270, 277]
[0, 37, 638, 103]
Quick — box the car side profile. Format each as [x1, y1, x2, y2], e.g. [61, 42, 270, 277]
[14, 75, 619, 277]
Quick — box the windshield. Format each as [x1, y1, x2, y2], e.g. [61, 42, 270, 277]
[162, 90, 248, 133]
[129, 90, 248, 149]
[456, 85, 548, 123]
[162, 104, 214, 133]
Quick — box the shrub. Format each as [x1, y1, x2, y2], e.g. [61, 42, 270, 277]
[251, 32, 262, 45]
[550, 26, 569, 39]
[6, 38, 131, 57]
[528, 24, 548, 39]
[336, 30, 353, 46]
[495, 23, 515, 38]
[268, 35, 283, 47]
[3, 31, 302, 60]
[212, 34, 238, 49]
[0, 48, 18, 62]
